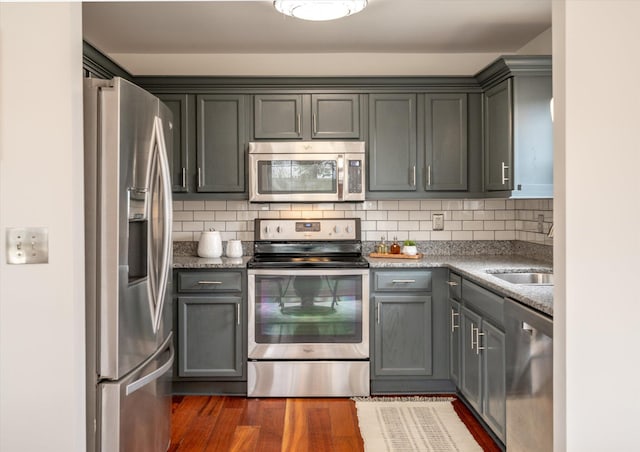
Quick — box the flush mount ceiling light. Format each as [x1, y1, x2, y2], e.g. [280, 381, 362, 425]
[273, 0, 368, 21]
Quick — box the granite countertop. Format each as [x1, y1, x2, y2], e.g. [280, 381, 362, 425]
[367, 254, 553, 317]
[173, 255, 252, 269]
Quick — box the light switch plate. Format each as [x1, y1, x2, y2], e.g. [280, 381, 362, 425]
[6, 227, 49, 264]
[432, 214, 445, 231]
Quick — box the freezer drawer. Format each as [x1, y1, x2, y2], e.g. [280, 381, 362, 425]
[100, 334, 174, 452]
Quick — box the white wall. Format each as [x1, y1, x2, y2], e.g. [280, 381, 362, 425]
[0, 3, 86, 451]
[554, 1, 640, 450]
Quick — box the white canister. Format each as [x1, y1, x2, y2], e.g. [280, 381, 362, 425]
[226, 240, 243, 258]
[198, 229, 222, 258]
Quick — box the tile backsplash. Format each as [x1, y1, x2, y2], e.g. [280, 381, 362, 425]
[173, 198, 553, 246]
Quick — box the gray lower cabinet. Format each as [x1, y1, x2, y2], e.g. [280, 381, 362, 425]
[371, 269, 453, 394]
[173, 269, 246, 394]
[424, 93, 468, 191]
[157, 93, 192, 192]
[458, 279, 506, 443]
[196, 94, 247, 193]
[447, 272, 462, 386]
[253, 93, 361, 140]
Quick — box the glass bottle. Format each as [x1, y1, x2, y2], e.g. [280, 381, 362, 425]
[377, 236, 388, 254]
[390, 236, 401, 254]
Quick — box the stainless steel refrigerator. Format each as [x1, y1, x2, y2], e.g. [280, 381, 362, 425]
[84, 77, 174, 452]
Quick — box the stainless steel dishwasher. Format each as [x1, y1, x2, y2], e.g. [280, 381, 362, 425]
[505, 299, 553, 451]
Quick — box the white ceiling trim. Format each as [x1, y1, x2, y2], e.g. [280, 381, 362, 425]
[108, 52, 507, 77]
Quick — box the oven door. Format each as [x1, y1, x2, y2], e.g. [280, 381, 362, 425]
[247, 268, 369, 359]
[249, 153, 342, 202]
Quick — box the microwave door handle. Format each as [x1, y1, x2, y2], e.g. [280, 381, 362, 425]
[337, 156, 344, 199]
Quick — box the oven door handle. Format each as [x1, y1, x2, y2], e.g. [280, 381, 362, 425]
[337, 155, 344, 200]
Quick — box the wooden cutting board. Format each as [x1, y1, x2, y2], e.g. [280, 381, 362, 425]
[369, 253, 423, 259]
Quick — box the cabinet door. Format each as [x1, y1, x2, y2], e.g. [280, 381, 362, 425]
[254, 94, 303, 139]
[368, 94, 417, 191]
[424, 93, 468, 191]
[449, 299, 461, 385]
[460, 306, 483, 413]
[177, 296, 243, 378]
[373, 294, 432, 377]
[311, 94, 360, 139]
[482, 319, 506, 442]
[484, 79, 513, 191]
[196, 94, 246, 193]
[157, 94, 190, 192]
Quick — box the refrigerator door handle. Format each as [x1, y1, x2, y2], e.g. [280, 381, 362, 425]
[126, 336, 174, 396]
[152, 116, 173, 333]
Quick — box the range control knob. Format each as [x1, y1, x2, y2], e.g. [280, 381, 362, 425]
[345, 225, 353, 234]
[264, 225, 271, 234]
[276, 226, 282, 233]
[334, 225, 342, 234]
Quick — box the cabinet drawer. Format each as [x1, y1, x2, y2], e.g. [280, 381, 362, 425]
[447, 272, 462, 300]
[374, 271, 432, 292]
[178, 271, 242, 293]
[462, 279, 503, 326]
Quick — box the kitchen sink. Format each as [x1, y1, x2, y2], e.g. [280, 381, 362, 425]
[488, 271, 554, 285]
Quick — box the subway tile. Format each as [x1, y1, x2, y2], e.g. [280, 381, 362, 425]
[183, 200, 205, 211]
[226, 200, 248, 211]
[409, 210, 430, 221]
[473, 231, 495, 240]
[269, 203, 291, 211]
[204, 200, 226, 210]
[367, 211, 387, 221]
[420, 200, 442, 210]
[398, 200, 421, 210]
[361, 221, 376, 231]
[484, 199, 506, 210]
[505, 199, 516, 210]
[453, 211, 473, 221]
[388, 211, 409, 221]
[335, 203, 356, 211]
[495, 210, 515, 220]
[172, 231, 193, 242]
[172, 222, 182, 232]
[291, 203, 314, 211]
[431, 231, 452, 241]
[237, 231, 254, 242]
[258, 210, 281, 219]
[322, 211, 345, 218]
[203, 221, 226, 231]
[463, 200, 484, 210]
[359, 201, 377, 210]
[377, 221, 398, 231]
[365, 231, 382, 241]
[409, 231, 431, 241]
[462, 220, 483, 231]
[517, 210, 534, 221]
[473, 210, 495, 221]
[484, 220, 506, 231]
[249, 203, 269, 211]
[173, 211, 194, 221]
[394, 232, 410, 241]
[515, 199, 527, 210]
[442, 200, 463, 210]
[220, 231, 236, 241]
[452, 231, 473, 241]
[313, 203, 335, 210]
[378, 200, 399, 210]
[495, 230, 516, 240]
[398, 221, 420, 231]
[505, 220, 516, 230]
[182, 221, 204, 232]
[172, 201, 184, 211]
[442, 211, 452, 221]
[194, 211, 216, 221]
[215, 211, 237, 221]
[447, 220, 462, 231]
[226, 221, 247, 231]
[279, 210, 303, 219]
[419, 221, 433, 231]
[351, 211, 367, 220]
[300, 211, 315, 218]
[237, 211, 259, 221]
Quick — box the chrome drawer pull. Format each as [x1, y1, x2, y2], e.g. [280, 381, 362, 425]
[197, 281, 223, 285]
[446, 281, 458, 286]
[451, 310, 459, 332]
[475, 328, 486, 355]
[391, 279, 416, 284]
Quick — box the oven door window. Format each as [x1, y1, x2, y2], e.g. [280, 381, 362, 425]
[257, 160, 337, 194]
[254, 274, 363, 343]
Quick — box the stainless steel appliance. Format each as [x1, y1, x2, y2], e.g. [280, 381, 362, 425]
[248, 141, 365, 202]
[247, 218, 370, 397]
[84, 77, 174, 452]
[505, 299, 553, 451]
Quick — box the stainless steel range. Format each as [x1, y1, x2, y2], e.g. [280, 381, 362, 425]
[247, 218, 370, 397]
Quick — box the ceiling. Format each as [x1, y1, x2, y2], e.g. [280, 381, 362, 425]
[82, 0, 552, 76]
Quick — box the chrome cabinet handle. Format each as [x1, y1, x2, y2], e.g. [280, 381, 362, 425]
[376, 303, 380, 324]
[470, 323, 476, 350]
[410, 166, 416, 187]
[427, 165, 432, 186]
[475, 327, 486, 355]
[446, 281, 458, 287]
[391, 279, 416, 284]
[296, 114, 301, 135]
[451, 309, 459, 332]
[197, 167, 202, 187]
[312, 113, 317, 135]
[197, 281, 223, 285]
[501, 161, 510, 185]
[181, 167, 187, 188]
[237, 304, 241, 326]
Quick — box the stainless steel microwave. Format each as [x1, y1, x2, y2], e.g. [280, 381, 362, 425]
[248, 141, 366, 202]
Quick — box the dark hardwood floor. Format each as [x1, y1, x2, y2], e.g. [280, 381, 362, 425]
[169, 395, 501, 452]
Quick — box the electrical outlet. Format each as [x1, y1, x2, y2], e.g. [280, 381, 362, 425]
[432, 213, 444, 231]
[6, 227, 49, 264]
[537, 214, 545, 233]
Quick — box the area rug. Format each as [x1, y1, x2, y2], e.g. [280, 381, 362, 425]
[354, 397, 483, 452]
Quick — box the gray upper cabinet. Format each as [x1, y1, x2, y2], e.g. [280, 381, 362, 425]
[368, 93, 417, 192]
[157, 94, 191, 192]
[484, 79, 513, 191]
[196, 94, 246, 193]
[254, 94, 303, 139]
[254, 93, 360, 140]
[311, 94, 360, 139]
[424, 93, 468, 191]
